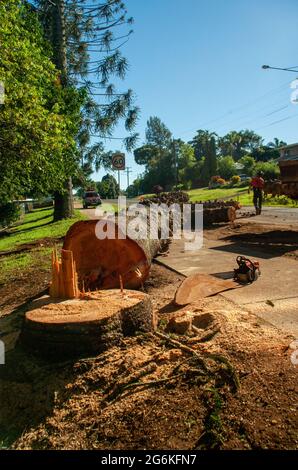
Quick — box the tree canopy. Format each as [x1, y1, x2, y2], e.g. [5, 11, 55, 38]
[0, 0, 82, 203]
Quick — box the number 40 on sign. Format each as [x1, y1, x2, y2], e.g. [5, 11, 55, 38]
[112, 153, 125, 170]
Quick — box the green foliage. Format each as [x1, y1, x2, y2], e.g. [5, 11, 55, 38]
[218, 130, 263, 160]
[96, 174, 119, 199]
[239, 155, 256, 176]
[0, 0, 82, 203]
[134, 145, 158, 166]
[0, 207, 85, 252]
[133, 117, 176, 192]
[145, 116, 172, 148]
[0, 202, 21, 228]
[231, 175, 241, 185]
[36, 0, 139, 171]
[126, 177, 143, 197]
[252, 145, 280, 162]
[189, 130, 218, 161]
[217, 156, 237, 180]
[201, 137, 217, 184]
[254, 161, 280, 179]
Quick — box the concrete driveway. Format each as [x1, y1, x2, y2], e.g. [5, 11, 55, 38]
[157, 234, 298, 338]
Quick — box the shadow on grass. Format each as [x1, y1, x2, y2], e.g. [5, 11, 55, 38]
[11, 220, 54, 235]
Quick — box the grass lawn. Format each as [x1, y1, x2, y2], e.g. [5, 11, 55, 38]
[188, 186, 249, 203]
[187, 187, 298, 208]
[0, 248, 53, 284]
[0, 208, 86, 283]
[0, 207, 86, 252]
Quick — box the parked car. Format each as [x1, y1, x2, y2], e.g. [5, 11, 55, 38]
[83, 191, 102, 208]
[238, 174, 251, 182]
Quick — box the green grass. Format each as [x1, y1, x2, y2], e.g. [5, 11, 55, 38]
[187, 187, 298, 207]
[143, 186, 298, 207]
[188, 186, 249, 203]
[0, 208, 86, 252]
[0, 248, 52, 284]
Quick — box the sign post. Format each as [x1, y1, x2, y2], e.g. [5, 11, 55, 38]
[112, 153, 125, 190]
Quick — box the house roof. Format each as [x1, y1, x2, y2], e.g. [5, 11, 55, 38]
[278, 142, 298, 162]
[279, 142, 298, 151]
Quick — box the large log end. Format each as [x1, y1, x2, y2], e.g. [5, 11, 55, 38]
[63, 220, 151, 290]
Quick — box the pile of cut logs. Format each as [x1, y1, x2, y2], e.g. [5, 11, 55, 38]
[139, 191, 239, 225]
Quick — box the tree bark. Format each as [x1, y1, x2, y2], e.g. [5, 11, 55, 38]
[20, 291, 155, 359]
[52, 0, 74, 220]
[53, 178, 74, 221]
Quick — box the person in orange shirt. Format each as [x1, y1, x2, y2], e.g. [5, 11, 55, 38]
[250, 172, 265, 215]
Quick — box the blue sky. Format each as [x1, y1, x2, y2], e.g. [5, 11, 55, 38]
[93, 0, 298, 188]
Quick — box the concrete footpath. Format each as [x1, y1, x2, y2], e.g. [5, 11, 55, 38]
[157, 235, 298, 338]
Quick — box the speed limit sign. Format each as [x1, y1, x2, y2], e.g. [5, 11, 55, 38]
[112, 152, 125, 170]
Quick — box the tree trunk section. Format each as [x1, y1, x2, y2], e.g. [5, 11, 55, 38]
[52, 1, 74, 221]
[174, 273, 238, 306]
[20, 291, 155, 360]
[63, 218, 169, 290]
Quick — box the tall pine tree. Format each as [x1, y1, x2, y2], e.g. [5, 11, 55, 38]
[35, 0, 139, 219]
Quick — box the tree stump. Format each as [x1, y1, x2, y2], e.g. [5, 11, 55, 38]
[20, 290, 155, 360]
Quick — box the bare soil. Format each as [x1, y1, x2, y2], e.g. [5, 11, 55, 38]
[0, 260, 297, 450]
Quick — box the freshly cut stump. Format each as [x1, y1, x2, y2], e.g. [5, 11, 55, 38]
[175, 273, 238, 306]
[20, 290, 154, 359]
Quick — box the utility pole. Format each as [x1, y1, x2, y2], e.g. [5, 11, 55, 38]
[126, 166, 132, 189]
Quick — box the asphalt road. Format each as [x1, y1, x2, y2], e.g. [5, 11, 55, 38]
[239, 206, 298, 226]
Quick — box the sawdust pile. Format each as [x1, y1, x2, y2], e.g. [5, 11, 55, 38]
[0, 265, 297, 450]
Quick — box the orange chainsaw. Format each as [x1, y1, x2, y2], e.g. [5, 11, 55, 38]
[233, 256, 260, 283]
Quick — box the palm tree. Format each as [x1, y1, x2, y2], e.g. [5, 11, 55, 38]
[267, 138, 287, 149]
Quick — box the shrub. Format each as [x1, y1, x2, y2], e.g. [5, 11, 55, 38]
[216, 178, 226, 185]
[254, 161, 280, 180]
[0, 202, 21, 228]
[231, 175, 241, 185]
[210, 175, 221, 183]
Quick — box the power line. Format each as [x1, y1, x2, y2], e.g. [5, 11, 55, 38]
[180, 79, 292, 137]
[256, 113, 298, 130]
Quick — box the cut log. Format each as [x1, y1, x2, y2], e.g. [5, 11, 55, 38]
[63, 219, 167, 290]
[202, 206, 236, 225]
[174, 273, 238, 306]
[20, 290, 155, 359]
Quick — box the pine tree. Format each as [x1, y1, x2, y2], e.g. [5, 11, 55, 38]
[201, 136, 217, 184]
[35, 0, 139, 219]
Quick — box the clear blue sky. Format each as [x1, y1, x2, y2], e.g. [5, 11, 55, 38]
[93, 0, 298, 188]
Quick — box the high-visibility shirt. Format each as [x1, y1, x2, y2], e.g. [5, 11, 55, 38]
[251, 177, 264, 189]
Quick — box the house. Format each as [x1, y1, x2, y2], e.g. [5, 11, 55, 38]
[277, 143, 298, 199]
[278, 143, 298, 183]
